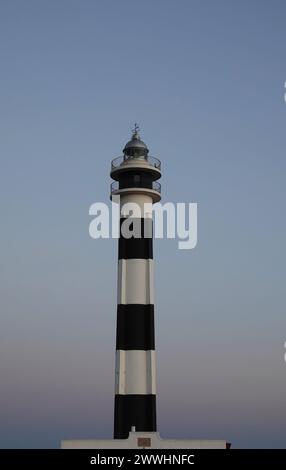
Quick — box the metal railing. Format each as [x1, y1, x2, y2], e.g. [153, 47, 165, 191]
[152, 181, 161, 193]
[110, 181, 119, 192]
[111, 155, 161, 171]
[110, 181, 161, 194]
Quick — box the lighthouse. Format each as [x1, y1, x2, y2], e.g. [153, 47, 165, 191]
[110, 125, 161, 439]
[61, 126, 228, 449]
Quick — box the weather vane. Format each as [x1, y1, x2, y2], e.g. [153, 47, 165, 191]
[132, 122, 140, 135]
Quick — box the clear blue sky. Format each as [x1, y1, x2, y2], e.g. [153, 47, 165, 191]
[0, 0, 286, 448]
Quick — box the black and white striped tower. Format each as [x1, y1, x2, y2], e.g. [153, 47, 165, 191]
[61, 127, 229, 450]
[110, 125, 161, 439]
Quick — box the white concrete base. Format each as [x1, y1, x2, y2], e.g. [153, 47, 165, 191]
[61, 431, 227, 449]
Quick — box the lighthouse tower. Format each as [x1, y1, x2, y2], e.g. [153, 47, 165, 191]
[110, 125, 161, 439]
[61, 127, 228, 449]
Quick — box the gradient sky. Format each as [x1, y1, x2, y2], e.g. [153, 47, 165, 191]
[0, 0, 286, 448]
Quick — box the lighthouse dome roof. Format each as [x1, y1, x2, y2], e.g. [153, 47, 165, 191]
[123, 126, 149, 157]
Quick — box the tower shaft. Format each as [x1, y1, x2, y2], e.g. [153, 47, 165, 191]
[114, 197, 156, 438]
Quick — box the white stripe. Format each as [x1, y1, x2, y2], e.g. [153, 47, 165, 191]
[120, 194, 153, 218]
[117, 259, 154, 305]
[115, 350, 156, 395]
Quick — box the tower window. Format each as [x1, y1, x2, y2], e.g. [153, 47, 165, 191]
[134, 175, 141, 183]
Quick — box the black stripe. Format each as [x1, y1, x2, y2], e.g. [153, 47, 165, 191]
[114, 394, 156, 439]
[119, 218, 153, 260]
[118, 171, 154, 190]
[116, 304, 155, 350]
